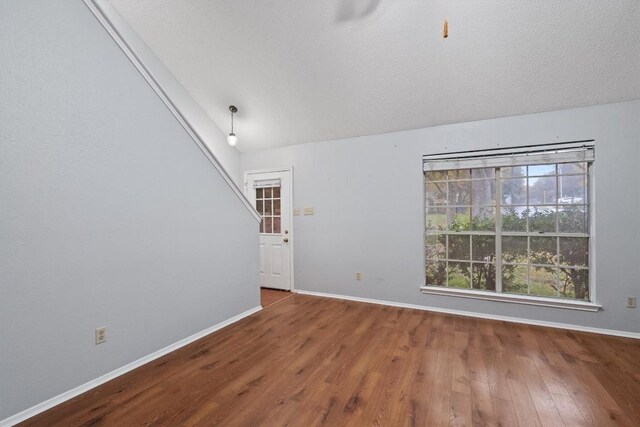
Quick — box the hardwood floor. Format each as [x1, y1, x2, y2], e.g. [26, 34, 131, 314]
[260, 288, 293, 308]
[20, 294, 640, 426]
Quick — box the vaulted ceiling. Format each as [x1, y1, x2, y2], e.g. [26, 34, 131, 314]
[109, 0, 640, 152]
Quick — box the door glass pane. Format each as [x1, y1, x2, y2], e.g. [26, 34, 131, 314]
[264, 200, 272, 215]
[256, 200, 264, 215]
[273, 199, 281, 215]
[259, 220, 265, 233]
[264, 188, 272, 198]
[273, 187, 281, 198]
[256, 188, 263, 199]
[264, 217, 272, 234]
[273, 217, 281, 234]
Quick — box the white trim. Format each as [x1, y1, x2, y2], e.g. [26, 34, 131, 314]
[420, 286, 601, 312]
[0, 306, 262, 427]
[295, 290, 639, 339]
[83, 0, 260, 223]
[244, 167, 295, 292]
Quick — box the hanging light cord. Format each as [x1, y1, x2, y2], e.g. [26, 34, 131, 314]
[230, 109, 234, 134]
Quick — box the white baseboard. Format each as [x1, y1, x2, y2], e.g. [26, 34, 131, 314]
[296, 290, 640, 339]
[0, 306, 262, 427]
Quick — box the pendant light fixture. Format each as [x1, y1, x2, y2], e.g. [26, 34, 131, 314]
[227, 105, 238, 147]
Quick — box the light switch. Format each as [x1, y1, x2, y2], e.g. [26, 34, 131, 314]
[304, 207, 314, 215]
[293, 208, 300, 216]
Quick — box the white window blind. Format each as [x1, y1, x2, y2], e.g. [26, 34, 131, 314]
[423, 141, 594, 172]
[253, 178, 281, 188]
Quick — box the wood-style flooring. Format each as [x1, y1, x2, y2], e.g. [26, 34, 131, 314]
[20, 294, 640, 426]
[260, 288, 293, 308]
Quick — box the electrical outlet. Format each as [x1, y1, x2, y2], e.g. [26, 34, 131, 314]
[95, 327, 107, 344]
[626, 296, 636, 308]
[293, 208, 300, 216]
[304, 207, 314, 215]
[355, 272, 362, 281]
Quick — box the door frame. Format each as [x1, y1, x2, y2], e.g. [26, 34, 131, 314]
[244, 167, 295, 292]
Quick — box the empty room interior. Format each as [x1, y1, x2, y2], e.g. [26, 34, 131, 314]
[2, 0, 640, 426]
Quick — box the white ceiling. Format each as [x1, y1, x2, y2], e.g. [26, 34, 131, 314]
[109, 0, 640, 152]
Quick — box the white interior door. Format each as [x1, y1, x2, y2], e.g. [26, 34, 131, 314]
[245, 170, 292, 290]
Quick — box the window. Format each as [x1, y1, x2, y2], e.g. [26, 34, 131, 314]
[423, 142, 595, 307]
[256, 185, 281, 234]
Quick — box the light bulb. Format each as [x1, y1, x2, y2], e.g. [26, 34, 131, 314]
[227, 133, 238, 147]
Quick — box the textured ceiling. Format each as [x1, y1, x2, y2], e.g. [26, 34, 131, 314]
[109, 0, 640, 152]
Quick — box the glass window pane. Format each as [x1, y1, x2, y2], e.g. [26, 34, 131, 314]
[256, 200, 264, 215]
[471, 179, 496, 206]
[558, 162, 586, 175]
[273, 199, 281, 215]
[472, 263, 496, 291]
[260, 219, 265, 233]
[472, 168, 495, 179]
[529, 267, 558, 297]
[528, 164, 556, 177]
[264, 188, 272, 198]
[273, 217, 281, 234]
[426, 207, 447, 231]
[448, 169, 470, 180]
[559, 238, 588, 267]
[426, 234, 447, 259]
[502, 236, 527, 263]
[559, 268, 589, 300]
[448, 262, 471, 288]
[529, 206, 557, 233]
[501, 166, 527, 178]
[426, 182, 448, 207]
[256, 188, 263, 199]
[528, 176, 557, 205]
[264, 217, 273, 234]
[426, 261, 447, 286]
[502, 207, 527, 232]
[558, 206, 587, 233]
[448, 234, 470, 260]
[448, 181, 471, 205]
[530, 236, 557, 265]
[448, 207, 471, 231]
[472, 236, 495, 262]
[471, 207, 495, 231]
[273, 187, 281, 198]
[558, 175, 586, 204]
[503, 264, 528, 295]
[425, 171, 447, 181]
[264, 200, 272, 215]
[501, 178, 527, 205]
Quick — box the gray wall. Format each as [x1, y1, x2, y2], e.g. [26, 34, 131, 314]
[0, 0, 259, 420]
[242, 100, 640, 334]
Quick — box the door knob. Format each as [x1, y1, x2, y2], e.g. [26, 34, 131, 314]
[283, 238, 289, 243]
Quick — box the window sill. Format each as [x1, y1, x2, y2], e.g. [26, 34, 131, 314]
[420, 286, 601, 312]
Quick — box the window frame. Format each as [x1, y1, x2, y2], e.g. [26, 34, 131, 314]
[421, 158, 601, 312]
